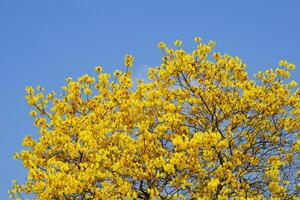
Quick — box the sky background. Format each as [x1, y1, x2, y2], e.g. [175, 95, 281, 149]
[1, 0, 300, 198]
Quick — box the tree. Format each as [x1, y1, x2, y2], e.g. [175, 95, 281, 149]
[10, 38, 300, 199]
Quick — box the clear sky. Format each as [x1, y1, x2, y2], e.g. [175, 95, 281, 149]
[1, 0, 299, 198]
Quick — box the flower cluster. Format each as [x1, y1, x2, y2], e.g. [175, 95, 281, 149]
[10, 38, 300, 199]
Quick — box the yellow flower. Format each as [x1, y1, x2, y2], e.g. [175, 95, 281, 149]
[94, 66, 103, 73]
[124, 54, 134, 67]
[22, 135, 35, 147]
[46, 93, 54, 100]
[25, 86, 34, 94]
[208, 178, 220, 191]
[269, 181, 279, 193]
[279, 60, 288, 67]
[289, 80, 298, 87]
[208, 40, 216, 47]
[66, 77, 73, 82]
[34, 118, 46, 127]
[29, 110, 37, 117]
[194, 36, 202, 43]
[174, 39, 182, 46]
[158, 41, 166, 49]
[213, 52, 221, 60]
[113, 70, 122, 77]
[36, 85, 44, 91]
[84, 88, 92, 95]
[25, 95, 38, 105]
[287, 63, 296, 70]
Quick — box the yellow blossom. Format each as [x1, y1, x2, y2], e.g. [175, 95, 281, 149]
[94, 65, 103, 73]
[124, 54, 134, 67]
[174, 39, 182, 46]
[22, 135, 35, 147]
[208, 178, 220, 191]
[194, 36, 202, 43]
[29, 110, 37, 117]
[158, 41, 166, 49]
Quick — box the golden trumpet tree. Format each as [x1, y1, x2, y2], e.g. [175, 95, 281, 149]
[10, 38, 300, 199]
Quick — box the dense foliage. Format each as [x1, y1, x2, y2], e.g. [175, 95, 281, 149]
[10, 38, 300, 199]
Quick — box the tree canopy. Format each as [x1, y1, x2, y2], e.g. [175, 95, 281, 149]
[10, 38, 300, 199]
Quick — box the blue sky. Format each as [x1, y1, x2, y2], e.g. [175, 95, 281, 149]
[1, 0, 299, 198]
